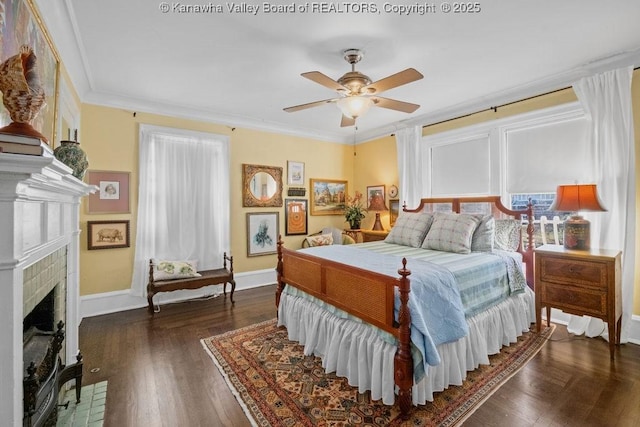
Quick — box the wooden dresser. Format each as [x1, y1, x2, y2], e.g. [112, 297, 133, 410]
[534, 244, 622, 359]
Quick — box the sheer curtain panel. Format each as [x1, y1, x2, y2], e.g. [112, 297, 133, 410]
[131, 124, 230, 297]
[570, 67, 636, 342]
[396, 126, 425, 209]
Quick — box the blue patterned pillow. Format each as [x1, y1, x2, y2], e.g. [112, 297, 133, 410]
[384, 212, 434, 247]
[422, 212, 481, 254]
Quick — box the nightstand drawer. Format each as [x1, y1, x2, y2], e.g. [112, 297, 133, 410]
[538, 256, 607, 289]
[543, 284, 606, 317]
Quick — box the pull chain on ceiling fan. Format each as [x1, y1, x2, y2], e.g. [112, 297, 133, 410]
[283, 49, 424, 127]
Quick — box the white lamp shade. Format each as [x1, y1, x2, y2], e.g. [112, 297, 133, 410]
[337, 96, 373, 119]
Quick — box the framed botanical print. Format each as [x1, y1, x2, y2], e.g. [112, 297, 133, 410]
[246, 212, 279, 257]
[86, 170, 130, 214]
[87, 220, 130, 250]
[310, 178, 347, 215]
[285, 198, 307, 235]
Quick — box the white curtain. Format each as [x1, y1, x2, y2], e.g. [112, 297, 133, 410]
[130, 124, 230, 297]
[569, 67, 636, 342]
[395, 126, 425, 209]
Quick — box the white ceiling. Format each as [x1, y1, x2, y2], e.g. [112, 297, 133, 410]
[36, 0, 640, 144]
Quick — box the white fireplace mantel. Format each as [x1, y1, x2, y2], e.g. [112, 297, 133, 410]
[0, 152, 96, 426]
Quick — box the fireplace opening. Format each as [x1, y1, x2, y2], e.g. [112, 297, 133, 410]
[23, 287, 56, 335]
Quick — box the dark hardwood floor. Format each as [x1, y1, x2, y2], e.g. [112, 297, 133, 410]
[79, 285, 640, 426]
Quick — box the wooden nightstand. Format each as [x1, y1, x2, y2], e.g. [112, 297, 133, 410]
[534, 244, 622, 359]
[362, 229, 389, 242]
[344, 229, 363, 243]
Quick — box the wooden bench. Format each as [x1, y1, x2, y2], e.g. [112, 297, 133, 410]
[147, 253, 235, 314]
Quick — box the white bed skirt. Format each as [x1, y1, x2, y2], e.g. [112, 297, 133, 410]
[277, 287, 536, 405]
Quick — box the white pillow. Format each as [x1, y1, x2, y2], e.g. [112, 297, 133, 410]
[153, 259, 201, 281]
[384, 212, 433, 247]
[422, 212, 481, 254]
[306, 233, 334, 247]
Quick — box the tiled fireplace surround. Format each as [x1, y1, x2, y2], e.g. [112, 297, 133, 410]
[0, 153, 94, 426]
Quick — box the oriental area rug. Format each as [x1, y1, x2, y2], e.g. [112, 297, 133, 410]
[201, 319, 554, 427]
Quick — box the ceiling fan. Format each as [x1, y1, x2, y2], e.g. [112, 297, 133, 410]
[283, 49, 424, 127]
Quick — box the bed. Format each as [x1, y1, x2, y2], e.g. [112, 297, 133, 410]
[275, 196, 535, 418]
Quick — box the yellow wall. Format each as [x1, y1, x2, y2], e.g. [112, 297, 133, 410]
[79, 105, 354, 295]
[355, 71, 640, 316]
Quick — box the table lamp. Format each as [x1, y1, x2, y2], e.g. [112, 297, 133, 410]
[549, 184, 607, 250]
[367, 191, 388, 231]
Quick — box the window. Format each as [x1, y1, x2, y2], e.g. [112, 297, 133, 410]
[131, 125, 230, 296]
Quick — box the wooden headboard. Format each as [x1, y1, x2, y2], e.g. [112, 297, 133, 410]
[404, 196, 535, 287]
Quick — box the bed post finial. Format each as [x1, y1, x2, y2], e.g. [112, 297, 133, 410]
[276, 236, 284, 312]
[395, 258, 413, 419]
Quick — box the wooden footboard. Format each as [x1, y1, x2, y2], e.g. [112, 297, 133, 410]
[275, 239, 414, 417]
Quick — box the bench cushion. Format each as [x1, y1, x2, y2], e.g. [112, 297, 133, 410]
[152, 259, 201, 281]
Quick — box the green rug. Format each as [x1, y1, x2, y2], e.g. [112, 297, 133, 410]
[202, 319, 554, 426]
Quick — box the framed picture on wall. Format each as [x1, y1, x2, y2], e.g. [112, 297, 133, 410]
[310, 178, 347, 215]
[87, 220, 130, 250]
[246, 212, 279, 257]
[287, 161, 305, 186]
[285, 198, 307, 235]
[86, 170, 130, 214]
[389, 199, 400, 227]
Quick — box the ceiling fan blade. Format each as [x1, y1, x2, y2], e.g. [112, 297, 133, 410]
[363, 68, 423, 94]
[340, 115, 356, 127]
[283, 98, 338, 113]
[302, 71, 349, 92]
[372, 96, 420, 113]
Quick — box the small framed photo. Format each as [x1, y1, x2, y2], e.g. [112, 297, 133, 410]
[246, 212, 279, 257]
[87, 220, 130, 250]
[310, 178, 348, 215]
[287, 161, 305, 186]
[86, 170, 130, 214]
[285, 198, 307, 235]
[389, 199, 400, 227]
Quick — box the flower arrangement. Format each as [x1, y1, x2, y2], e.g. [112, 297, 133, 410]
[344, 191, 367, 229]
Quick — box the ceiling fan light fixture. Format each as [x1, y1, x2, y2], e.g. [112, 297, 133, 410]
[337, 96, 373, 119]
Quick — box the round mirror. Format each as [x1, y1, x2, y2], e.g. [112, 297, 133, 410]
[242, 164, 283, 207]
[250, 171, 277, 201]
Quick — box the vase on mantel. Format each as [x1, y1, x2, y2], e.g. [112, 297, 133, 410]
[54, 140, 88, 180]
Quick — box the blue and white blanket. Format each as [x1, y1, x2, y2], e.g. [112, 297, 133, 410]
[296, 245, 469, 373]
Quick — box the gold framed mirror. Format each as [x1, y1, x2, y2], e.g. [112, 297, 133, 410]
[242, 164, 283, 207]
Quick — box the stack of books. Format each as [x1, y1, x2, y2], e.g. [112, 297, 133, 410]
[0, 132, 52, 156]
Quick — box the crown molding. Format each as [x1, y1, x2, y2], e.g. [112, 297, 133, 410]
[36, 1, 640, 146]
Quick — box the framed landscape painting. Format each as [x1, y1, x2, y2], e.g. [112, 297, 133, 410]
[310, 179, 347, 216]
[246, 212, 279, 257]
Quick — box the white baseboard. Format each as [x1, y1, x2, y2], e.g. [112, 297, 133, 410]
[80, 272, 640, 347]
[547, 309, 640, 345]
[80, 268, 277, 319]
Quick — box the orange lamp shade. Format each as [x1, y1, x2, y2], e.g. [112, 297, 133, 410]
[549, 184, 606, 250]
[549, 184, 607, 213]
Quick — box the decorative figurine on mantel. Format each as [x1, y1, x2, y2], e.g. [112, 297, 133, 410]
[0, 45, 48, 143]
[54, 129, 89, 180]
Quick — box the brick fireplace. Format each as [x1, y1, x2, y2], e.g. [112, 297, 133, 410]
[0, 153, 95, 426]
